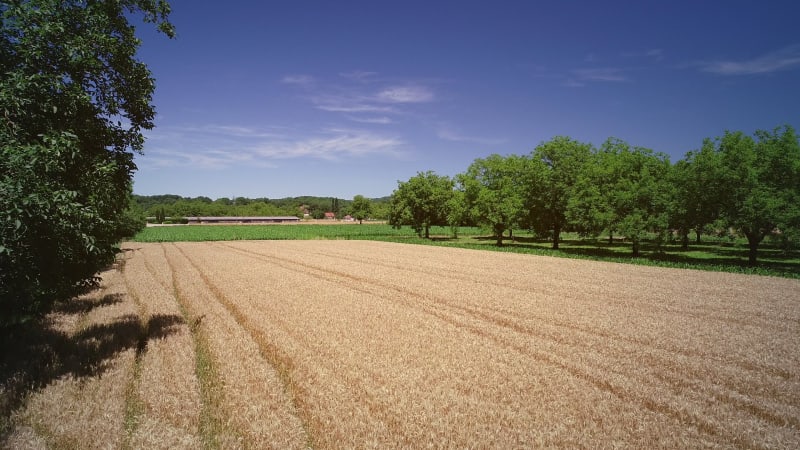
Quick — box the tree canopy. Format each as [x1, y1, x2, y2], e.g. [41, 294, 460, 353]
[526, 136, 593, 249]
[714, 126, 800, 265]
[389, 171, 454, 238]
[388, 126, 798, 264]
[568, 138, 672, 256]
[350, 195, 372, 224]
[0, 0, 173, 325]
[458, 154, 527, 246]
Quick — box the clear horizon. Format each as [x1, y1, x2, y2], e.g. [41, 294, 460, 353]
[132, 0, 800, 199]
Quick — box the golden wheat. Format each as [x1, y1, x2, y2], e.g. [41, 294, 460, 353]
[7, 240, 799, 448]
[5, 267, 135, 449]
[125, 244, 203, 449]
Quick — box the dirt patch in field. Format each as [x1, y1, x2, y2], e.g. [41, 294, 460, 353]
[4, 241, 799, 448]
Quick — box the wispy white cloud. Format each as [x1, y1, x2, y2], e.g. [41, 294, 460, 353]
[339, 71, 378, 82]
[437, 127, 506, 146]
[698, 44, 800, 75]
[281, 72, 436, 122]
[253, 128, 405, 160]
[312, 94, 395, 113]
[310, 85, 434, 115]
[621, 48, 664, 61]
[375, 86, 434, 103]
[146, 149, 269, 170]
[346, 116, 393, 124]
[202, 125, 284, 138]
[572, 68, 629, 82]
[281, 74, 315, 85]
[142, 124, 404, 169]
[563, 67, 629, 87]
[561, 79, 586, 88]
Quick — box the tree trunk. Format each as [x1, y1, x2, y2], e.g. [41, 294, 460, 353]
[695, 228, 701, 244]
[608, 231, 613, 245]
[745, 231, 762, 266]
[552, 225, 561, 250]
[681, 231, 689, 250]
[496, 233, 503, 247]
[424, 225, 430, 239]
[632, 239, 640, 257]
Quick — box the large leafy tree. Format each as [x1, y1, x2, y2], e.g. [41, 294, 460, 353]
[0, 0, 173, 325]
[714, 126, 800, 265]
[389, 171, 454, 238]
[350, 195, 372, 224]
[526, 136, 592, 249]
[458, 154, 527, 246]
[568, 138, 672, 256]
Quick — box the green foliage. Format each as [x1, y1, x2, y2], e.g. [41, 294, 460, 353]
[130, 225, 799, 278]
[458, 154, 527, 246]
[155, 206, 166, 224]
[567, 138, 672, 256]
[350, 195, 372, 224]
[0, 0, 173, 326]
[134, 194, 394, 220]
[118, 196, 148, 238]
[389, 171, 454, 238]
[526, 136, 593, 249]
[713, 126, 800, 265]
[670, 138, 723, 247]
[445, 189, 469, 238]
[132, 224, 472, 242]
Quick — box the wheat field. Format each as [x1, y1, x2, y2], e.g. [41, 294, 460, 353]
[5, 240, 800, 448]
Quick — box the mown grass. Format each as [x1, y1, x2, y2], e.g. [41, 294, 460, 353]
[132, 225, 800, 278]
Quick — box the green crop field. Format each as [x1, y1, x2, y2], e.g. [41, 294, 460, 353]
[130, 224, 800, 278]
[132, 223, 472, 242]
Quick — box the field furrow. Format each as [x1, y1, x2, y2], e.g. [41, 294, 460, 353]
[205, 240, 799, 448]
[124, 245, 202, 448]
[15, 239, 794, 448]
[164, 243, 310, 448]
[10, 241, 800, 449]
[223, 241, 800, 403]
[159, 241, 777, 448]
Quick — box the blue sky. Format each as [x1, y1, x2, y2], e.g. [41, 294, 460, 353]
[132, 1, 800, 199]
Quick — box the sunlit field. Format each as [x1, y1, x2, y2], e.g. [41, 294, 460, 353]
[132, 224, 800, 278]
[4, 241, 799, 448]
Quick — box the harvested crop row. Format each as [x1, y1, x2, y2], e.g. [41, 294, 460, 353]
[305, 243, 800, 385]
[162, 243, 309, 448]
[206, 240, 800, 448]
[173, 241, 740, 447]
[283, 240, 800, 380]
[124, 245, 202, 448]
[12, 240, 795, 448]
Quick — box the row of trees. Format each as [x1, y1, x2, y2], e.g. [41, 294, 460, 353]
[135, 194, 390, 221]
[389, 127, 800, 265]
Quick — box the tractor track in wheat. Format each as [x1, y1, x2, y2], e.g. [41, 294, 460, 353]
[6, 240, 798, 448]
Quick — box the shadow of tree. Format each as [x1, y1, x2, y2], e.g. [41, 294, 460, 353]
[53, 293, 124, 316]
[481, 238, 799, 273]
[0, 294, 183, 436]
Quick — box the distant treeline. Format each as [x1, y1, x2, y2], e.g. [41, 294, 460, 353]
[133, 194, 392, 220]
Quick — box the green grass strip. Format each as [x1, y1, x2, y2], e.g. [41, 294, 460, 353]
[131, 225, 799, 279]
